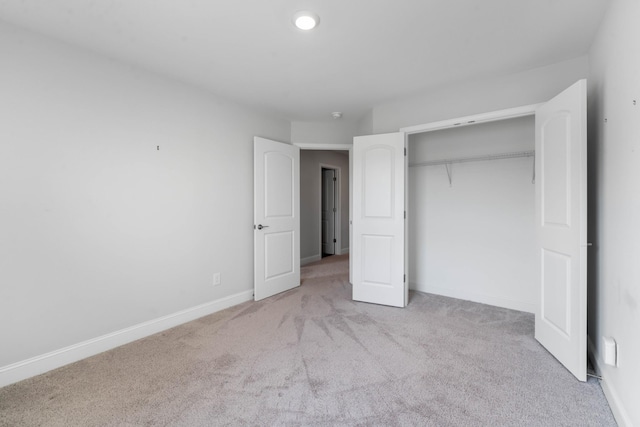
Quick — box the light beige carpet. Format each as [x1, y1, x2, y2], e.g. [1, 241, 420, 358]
[0, 254, 616, 426]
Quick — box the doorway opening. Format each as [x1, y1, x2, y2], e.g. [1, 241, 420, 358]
[407, 116, 537, 314]
[321, 166, 338, 258]
[297, 146, 351, 277]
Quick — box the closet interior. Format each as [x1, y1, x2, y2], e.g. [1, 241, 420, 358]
[407, 115, 537, 313]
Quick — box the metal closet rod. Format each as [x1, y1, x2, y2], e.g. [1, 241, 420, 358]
[408, 150, 535, 168]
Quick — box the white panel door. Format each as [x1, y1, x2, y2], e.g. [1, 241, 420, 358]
[353, 132, 406, 307]
[535, 79, 587, 381]
[322, 169, 336, 255]
[254, 137, 300, 301]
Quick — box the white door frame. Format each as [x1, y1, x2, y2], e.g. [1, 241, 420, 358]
[400, 104, 543, 135]
[320, 164, 341, 256]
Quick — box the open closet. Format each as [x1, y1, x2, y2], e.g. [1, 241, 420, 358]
[407, 115, 537, 313]
[351, 80, 587, 381]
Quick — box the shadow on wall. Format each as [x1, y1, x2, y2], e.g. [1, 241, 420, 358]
[586, 81, 602, 351]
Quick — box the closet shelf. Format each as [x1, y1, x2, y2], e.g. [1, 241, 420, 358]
[408, 150, 534, 168]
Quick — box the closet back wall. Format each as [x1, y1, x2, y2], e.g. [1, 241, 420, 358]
[408, 116, 536, 313]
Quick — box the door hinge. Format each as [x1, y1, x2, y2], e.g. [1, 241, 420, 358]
[333, 177, 337, 182]
[333, 238, 337, 243]
[404, 211, 406, 219]
[404, 147, 407, 156]
[333, 207, 337, 213]
[404, 274, 406, 283]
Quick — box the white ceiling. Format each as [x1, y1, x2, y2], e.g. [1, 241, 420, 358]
[0, 0, 610, 122]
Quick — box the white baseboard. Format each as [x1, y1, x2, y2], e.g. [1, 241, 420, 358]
[0, 290, 254, 388]
[587, 336, 633, 427]
[301, 254, 321, 266]
[410, 282, 536, 314]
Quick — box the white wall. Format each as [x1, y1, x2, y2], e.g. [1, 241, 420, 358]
[0, 22, 290, 379]
[408, 117, 536, 313]
[372, 56, 589, 133]
[588, 1, 640, 425]
[356, 110, 374, 137]
[300, 151, 350, 263]
[291, 120, 359, 146]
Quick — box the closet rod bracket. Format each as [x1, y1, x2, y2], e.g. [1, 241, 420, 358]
[445, 163, 452, 187]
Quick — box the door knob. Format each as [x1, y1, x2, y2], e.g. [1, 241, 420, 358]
[257, 224, 269, 230]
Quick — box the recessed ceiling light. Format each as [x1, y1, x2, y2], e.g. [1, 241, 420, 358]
[293, 11, 320, 31]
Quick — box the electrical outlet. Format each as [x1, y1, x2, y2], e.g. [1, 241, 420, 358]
[213, 272, 221, 286]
